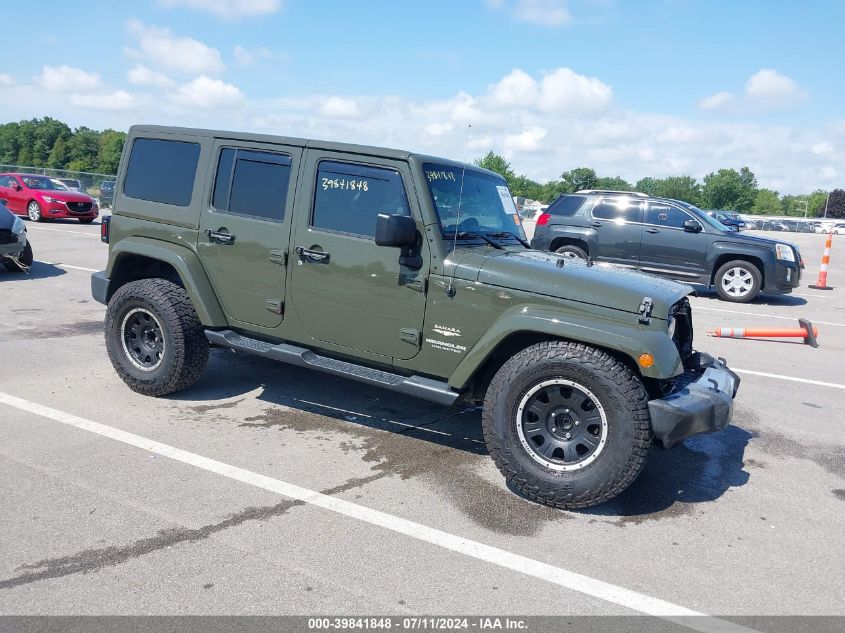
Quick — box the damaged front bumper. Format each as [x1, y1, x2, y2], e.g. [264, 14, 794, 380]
[649, 354, 740, 449]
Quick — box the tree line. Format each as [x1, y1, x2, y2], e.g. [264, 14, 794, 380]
[0, 117, 126, 175]
[475, 152, 844, 219]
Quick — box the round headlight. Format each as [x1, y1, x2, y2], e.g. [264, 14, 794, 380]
[667, 316, 677, 339]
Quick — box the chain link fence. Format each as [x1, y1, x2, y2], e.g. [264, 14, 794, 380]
[0, 165, 116, 208]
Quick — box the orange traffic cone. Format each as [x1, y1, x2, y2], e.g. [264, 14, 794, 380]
[708, 318, 819, 347]
[810, 233, 833, 290]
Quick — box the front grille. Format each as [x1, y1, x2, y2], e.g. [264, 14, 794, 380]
[0, 229, 16, 244]
[66, 201, 93, 213]
[670, 297, 694, 360]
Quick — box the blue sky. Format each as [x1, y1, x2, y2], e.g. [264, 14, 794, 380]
[1, 0, 842, 193]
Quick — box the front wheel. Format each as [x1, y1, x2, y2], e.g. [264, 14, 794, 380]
[714, 260, 762, 303]
[2, 242, 33, 272]
[482, 341, 652, 509]
[105, 278, 209, 396]
[27, 201, 43, 222]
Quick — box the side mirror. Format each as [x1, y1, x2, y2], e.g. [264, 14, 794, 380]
[375, 213, 422, 270]
[375, 213, 416, 247]
[13, 184, 22, 191]
[683, 219, 702, 233]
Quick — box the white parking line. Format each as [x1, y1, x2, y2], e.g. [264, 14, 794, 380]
[693, 305, 845, 328]
[0, 390, 753, 633]
[25, 225, 100, 237]
[40, 261, 99, 273]
[733, 369, 845, 390]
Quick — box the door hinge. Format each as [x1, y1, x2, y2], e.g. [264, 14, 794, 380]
[637, 296, 654, 325]
[269, 249, 287, 266]
[400, 328, 421, 346]
[403, 276, 427, 293]
[266, 299, 284, 315]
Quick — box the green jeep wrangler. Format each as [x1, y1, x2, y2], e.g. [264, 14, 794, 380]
[92, 125, 739, 509]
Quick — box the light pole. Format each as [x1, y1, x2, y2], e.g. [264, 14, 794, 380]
[796, 200, 808, 218]
[823, 191, 831, 218]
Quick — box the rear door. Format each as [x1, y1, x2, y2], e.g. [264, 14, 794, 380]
[288, 151, 427, 360]
[197, 140, 302, 329]
[639, 201, 707, 280]
[588, 197, 643, 265]
[0, 176, 25, 214]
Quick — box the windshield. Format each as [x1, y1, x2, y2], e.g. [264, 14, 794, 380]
[424, 163, 526, 241]
[22, 176, 62, 190]
[678, 201, 731, 231]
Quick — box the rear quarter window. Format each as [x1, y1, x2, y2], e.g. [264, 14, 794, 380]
[546, 195, 586, 217]
[123, 138, 201, 207]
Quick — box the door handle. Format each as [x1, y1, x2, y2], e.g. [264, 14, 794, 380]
[205, 228, 235, 245]
[295, 246, 330, 263]
[645, 228, 660, 234]
[591, 221, 602, 227]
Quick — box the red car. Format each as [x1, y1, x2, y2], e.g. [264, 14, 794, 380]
[0, 173, 99, 223]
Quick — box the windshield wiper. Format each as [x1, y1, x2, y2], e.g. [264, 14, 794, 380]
[484, 231, 531, 248]
[446, 231, 505, 249]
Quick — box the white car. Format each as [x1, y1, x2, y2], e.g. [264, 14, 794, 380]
[833, 223, 845, 235]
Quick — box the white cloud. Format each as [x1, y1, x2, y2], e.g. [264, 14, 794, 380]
[35, 65, 100, 92]
[489, 67, 611, 115]
[158, 0, 281, 18]
[320, 96, 360, 118]
[233, 45, 274, 67]
[70, 90, 137, 111]
[127, 19, 225, 75]
[513, 0, 572, 26]
[425, 122, 454, 137]
[812, 141, 833, 156]
[745, 69, 806, 107]
[504, 126, 547, 152]
[127, 64, 175, 87]
[698, 91, 734, 111]
[173, 76, 244, 107]
[0, 74, 14, 86]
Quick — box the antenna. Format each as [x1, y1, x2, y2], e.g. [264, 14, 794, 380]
[446, 124, 472, 298]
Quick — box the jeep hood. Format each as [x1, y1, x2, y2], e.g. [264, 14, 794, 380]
[449, 249, 691, 320]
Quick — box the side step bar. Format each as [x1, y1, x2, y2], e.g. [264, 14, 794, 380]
[205, 329, 461, 407]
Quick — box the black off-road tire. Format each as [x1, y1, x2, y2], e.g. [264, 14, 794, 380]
[105, 278, 209, 396]
[714, 259, 762, 303]
[2, 242, 33, 272]
[555, 244, 588, 260]
[482, 340, 652, 509]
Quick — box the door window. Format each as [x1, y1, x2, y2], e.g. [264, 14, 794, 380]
[312, 161, 409, 237]
[644, 202, 693, 229]
[592, 198, 642, 223]
[0, 176, 15, 188]
[212, 148, 292, 222]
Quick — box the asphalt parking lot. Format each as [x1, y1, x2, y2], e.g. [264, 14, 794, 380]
[1, 220, 843, 620]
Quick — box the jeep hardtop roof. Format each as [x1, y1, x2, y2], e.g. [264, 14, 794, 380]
[129, 125, 501, 180]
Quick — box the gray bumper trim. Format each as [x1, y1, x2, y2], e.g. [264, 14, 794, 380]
[649, 358, 740, 449]
[91, 271, 109, 305]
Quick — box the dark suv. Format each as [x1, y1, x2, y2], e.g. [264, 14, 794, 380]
[531, 192, 802, 303]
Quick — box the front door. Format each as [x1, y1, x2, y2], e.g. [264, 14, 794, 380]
[197, 141, 302, 329]
[288, 152, 427, 360]
[639, 201, 707, 280]
[589, 197, 643, 266]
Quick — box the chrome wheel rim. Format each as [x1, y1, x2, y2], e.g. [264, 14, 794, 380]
[27, 202, 40, 221]
[121, 308, 166, 371]
[516, 379, 608, 471]
[721, 267, 754, 297]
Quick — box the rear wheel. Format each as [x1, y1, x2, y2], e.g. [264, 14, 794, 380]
[27, 201, 43, 222]
[105, 278, 209, 396]
[482, 340, 651, 509]
[715, 260, 762, 303]
[554, 244, 588, 260]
